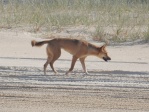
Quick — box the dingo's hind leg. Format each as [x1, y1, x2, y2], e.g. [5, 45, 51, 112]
[49, 48, 61, 74]
[44, 61, 48, 75]
[50, 61, 58, 74]
[44, 56, 53, 75]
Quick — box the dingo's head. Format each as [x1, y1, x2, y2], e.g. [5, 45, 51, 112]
[98, 45, 111, 62]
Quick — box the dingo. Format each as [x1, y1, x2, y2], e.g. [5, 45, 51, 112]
[31, 38, 111, 75]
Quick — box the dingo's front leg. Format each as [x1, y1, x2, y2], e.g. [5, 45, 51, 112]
[66, 56, 78, 75]
[79, 57, 89, 75]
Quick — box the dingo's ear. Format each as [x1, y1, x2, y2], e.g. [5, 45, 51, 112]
[101, 44, 106, 51]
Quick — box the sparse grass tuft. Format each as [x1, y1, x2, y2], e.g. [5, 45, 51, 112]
[92, 26, 105, 42]
[143, 25, 149, 43]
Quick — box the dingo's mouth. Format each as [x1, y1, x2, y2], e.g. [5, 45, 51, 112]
[103, 57, 111, 62]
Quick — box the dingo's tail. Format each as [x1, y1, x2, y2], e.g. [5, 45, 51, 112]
[31, 40, 49, 47]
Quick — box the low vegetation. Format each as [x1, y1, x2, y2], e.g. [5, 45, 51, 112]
[0, 0, 149, 43]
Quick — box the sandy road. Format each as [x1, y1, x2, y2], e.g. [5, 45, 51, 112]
[0, 31, 149, 112]
[0, 65, 149, 112]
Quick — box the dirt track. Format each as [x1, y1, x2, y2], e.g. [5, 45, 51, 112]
[0, 31, 149, 112]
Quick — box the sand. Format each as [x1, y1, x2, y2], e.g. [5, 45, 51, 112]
[0, 30, 149, 112]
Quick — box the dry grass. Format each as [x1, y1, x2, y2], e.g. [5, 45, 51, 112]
[0, 0, 149, 43]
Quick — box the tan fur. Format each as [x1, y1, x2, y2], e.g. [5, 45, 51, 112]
[31, 40, 36, 46]
[31, 38, 111, 75]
